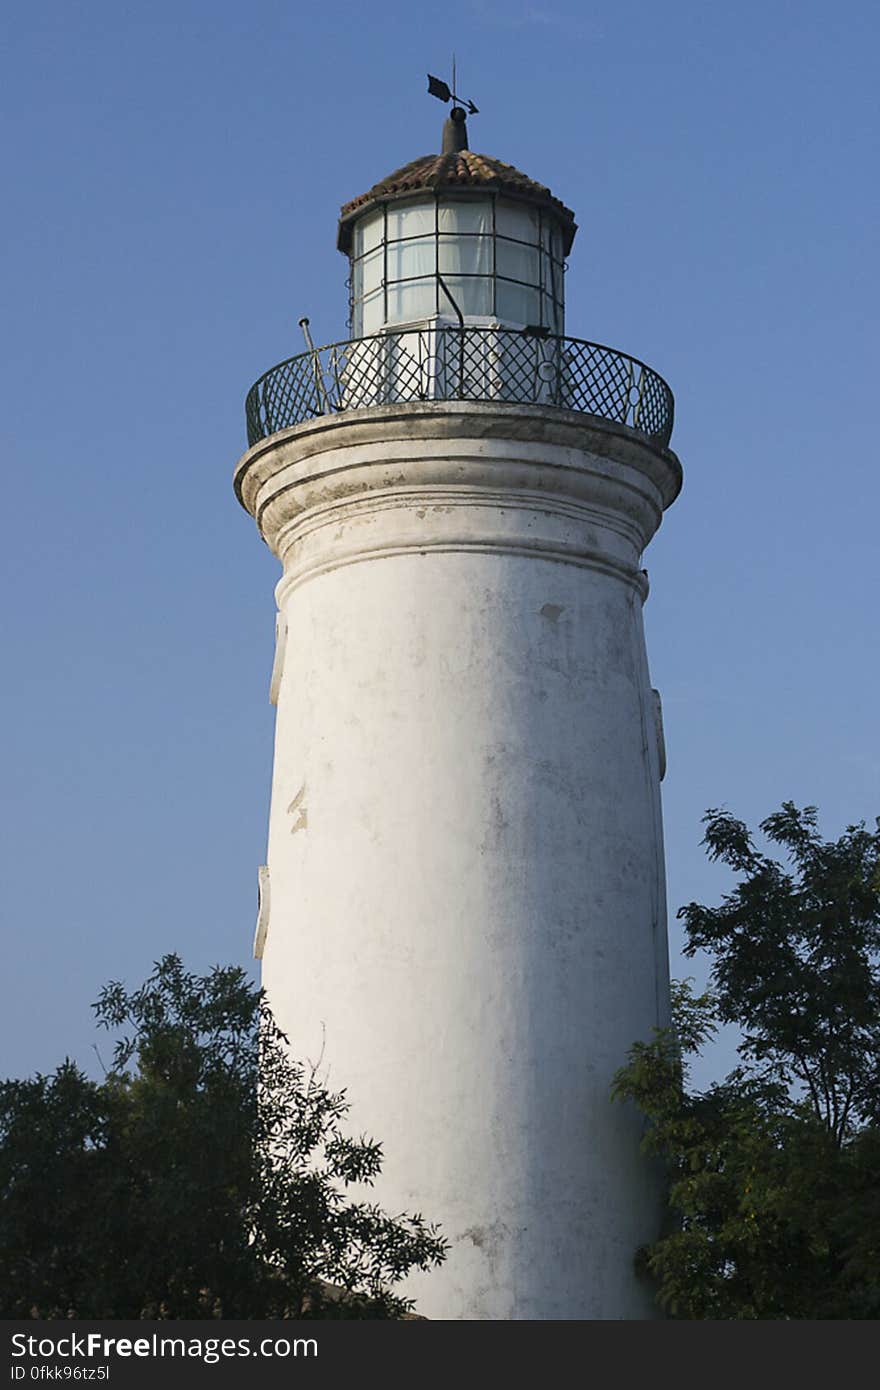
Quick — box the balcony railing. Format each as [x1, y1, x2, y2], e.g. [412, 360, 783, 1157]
[245, 326, 674, 449]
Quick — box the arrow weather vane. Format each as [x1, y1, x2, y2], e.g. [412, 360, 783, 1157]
[427, 55, 479, 115]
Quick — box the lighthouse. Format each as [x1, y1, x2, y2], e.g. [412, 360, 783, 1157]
[234, 89, 681, 1320]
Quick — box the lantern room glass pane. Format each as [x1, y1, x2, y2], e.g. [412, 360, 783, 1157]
[361, 248, 383, 295]
[496, 239, 540, 284]
[358, 290, 385, 336]
[387, 236, 435, 281]
[356, 211, 384, 255]
[438, 234, 492, 277]
[386, 201, 435, 240]
[438, 200, 492, 235]
[540, 294, 560, 335]
[541, 220, 564, 260]
[495, 200, 539, 244]
[543, 250, 560, 290]
[386, 277, 435, 323]
[442, 275, 493, 317]
[496, 280, 541, 326]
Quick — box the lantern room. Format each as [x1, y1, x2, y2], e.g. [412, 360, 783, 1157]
[337, 108, 577, 338]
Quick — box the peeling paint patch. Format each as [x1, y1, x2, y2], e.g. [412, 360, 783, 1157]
[288, 783, 308, 834]
[462, 1225, 490, 1250]
[479, 793, 508, 856]
[540, 603, 564, 623]
[459, 1219, 507, 1266]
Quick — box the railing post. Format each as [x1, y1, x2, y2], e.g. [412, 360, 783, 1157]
[631, 367, 645, 431]
[298, 317, 332, 416]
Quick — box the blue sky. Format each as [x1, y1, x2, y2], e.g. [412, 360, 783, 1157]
[2, 0, 878, 1088]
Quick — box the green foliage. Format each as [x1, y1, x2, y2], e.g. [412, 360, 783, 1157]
[0, 955, 446, 1318]
[682, 804, 880, 1140]
[614, 804, 880, 1319]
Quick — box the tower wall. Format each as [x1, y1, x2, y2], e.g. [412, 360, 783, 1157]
[235, 402, 681, 1319]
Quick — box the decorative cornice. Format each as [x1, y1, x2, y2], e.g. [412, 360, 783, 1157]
[232, 403, 681, 595]
[272, 485, 651, 600]
[234, 402, 681, 512]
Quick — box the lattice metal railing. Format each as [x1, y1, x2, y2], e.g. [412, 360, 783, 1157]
[245, 327, 674, 449]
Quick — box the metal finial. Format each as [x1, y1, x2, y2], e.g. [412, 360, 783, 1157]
[427, 68, 479, 155]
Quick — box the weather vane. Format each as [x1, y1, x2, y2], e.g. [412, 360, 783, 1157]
[427, 55, 479, 116]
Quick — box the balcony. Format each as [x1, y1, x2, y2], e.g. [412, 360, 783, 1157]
[244, 326, 674, 450]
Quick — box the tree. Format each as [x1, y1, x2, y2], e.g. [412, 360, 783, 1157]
[614, 803, 880, 1318]
[0, 955, 446, 1318]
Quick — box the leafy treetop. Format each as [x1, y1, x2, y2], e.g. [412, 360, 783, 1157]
[614, 804, 880, 1319]
[0, 955, 447, 1319]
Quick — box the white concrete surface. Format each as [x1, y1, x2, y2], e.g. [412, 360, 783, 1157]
[234, 402, 682, 1319]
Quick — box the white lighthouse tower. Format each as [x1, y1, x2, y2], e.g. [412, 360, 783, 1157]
[234, 91, 681, 1320]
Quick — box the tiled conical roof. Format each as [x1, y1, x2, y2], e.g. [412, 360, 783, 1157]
[337, 150, 577, 255]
